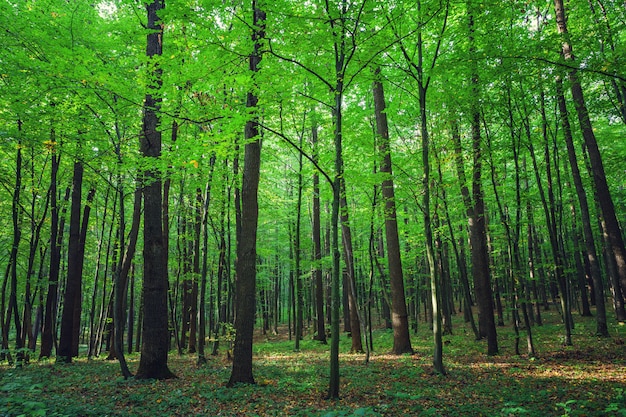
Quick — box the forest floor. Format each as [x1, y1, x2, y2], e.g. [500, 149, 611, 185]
[1, 309, 625, 416]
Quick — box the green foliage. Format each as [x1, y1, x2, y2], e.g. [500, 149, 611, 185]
[321, 407, 381, 417]
[0, 374, 63, 417]
[605, 389, 626, 416]
[0, 312, 623, 416]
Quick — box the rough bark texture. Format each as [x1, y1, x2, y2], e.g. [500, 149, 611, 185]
[135, 0, 175, 380]
[227, 1, 264, 386]
[372, 71, 413, 355]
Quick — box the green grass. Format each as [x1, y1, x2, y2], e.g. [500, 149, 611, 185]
[1, 310, 625, 416]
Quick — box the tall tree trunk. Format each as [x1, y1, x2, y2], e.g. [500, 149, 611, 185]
[227, 0, 265, 386]
[135, 0, 176, 380]
[372, 68, 413, 355]
[556, 77, 610, 333]
[528, 137, 572, 345]
[339, 178, 363, 353]
[311, 122, 326, 344]
[466, 1, 498, 355]
[554, 0, 626, 316]
[198, 155, 216, 365]
[294, 134, 304, 351]
[6, 129, 24, 365]
[40, 141, 59, 359]
[57, 160, 84, 362]
[21, 147, 50, 355]
[88, 182, 112, 358]
[115, 186, 141, 378]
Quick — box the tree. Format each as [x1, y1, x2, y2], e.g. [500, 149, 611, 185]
[135, 0, 176, 380]
[464, 0, 498, 355]
[311, 121, 327, 344]
[58, 160, 95, 362]
[227, 0, 265, 386]
[555, 77, 609, 335]
[372, 68, 413, 356]
[554, 0, 626, 321]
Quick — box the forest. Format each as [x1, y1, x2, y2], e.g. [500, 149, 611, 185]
[1, 0, 625, 415]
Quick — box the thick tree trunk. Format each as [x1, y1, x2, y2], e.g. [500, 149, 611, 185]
[58, 161, 85, 362]
[372, 69, 413, 355]
[135, 0, 175, 380]
[228, 1, 265, 386]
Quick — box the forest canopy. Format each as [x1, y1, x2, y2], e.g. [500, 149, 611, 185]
[0, 0, 625, 408]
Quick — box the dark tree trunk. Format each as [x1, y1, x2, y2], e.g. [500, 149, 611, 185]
[188, 188, 202, 355]
[227, 0, 265, 386]
[58, 161, 87, 362]
[372, 69, 413, 355]
[198, 155, 216, 365]
[40, 143, 59, 359]
[554, 0, 626, 320]
[311, 123, 326, 344]
[135, 0, 175, 380]
[294, 134, 304, 351]
[6, 131, 24, 365]
[339, 178, 363, 353]
[463, 3, 498, 355]
[115, 187, 141, 378]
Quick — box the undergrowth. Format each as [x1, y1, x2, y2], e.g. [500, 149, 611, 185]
[1, 310, 624, 416]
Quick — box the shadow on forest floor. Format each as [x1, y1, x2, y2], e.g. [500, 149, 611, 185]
[2, 309, 625, 416]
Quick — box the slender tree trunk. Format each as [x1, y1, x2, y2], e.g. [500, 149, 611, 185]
[6, 130, 24, 365]
[311, 123, 326, 344]
[41, 169, 69, 360]
[556, 77, 609, 333]
[115, 186, 141, 378]
[339, 179, 363, 353]
[554, 0, 626, 315]
[466, 2, 498, 355]
[88, 183, 112, 358]
[294, 135, 304, 351]
[21, 148, 50, 356]
[528, 139, 572, 345]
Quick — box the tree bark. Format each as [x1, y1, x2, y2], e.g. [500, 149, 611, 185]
[227, 0, 265, 386]
[135, 0, 176, 380]
[372, 69, 413, 355]
[57, 160, 85, 362]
